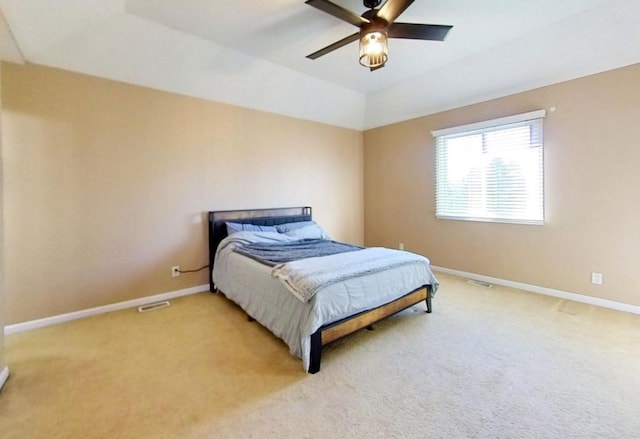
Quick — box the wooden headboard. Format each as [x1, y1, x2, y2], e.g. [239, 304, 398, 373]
[208, 206, 312, 292]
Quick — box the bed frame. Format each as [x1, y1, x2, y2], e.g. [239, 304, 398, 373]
[208, 206, 433, 373]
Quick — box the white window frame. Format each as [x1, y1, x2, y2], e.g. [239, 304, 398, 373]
[432, 110, 546, 225]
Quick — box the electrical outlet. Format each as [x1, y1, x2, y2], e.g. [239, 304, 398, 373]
[399, 243, 404, 250]
[591, 272, 603, 285]
[171, 266, 180, 277]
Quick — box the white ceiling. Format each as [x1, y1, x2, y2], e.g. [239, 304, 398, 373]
[1, 0, 639, 130]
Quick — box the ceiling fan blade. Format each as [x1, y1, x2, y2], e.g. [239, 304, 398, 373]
[305, 0, 370, 27]
[306, 32, 360, 60]
[388, 23, 452, 41]
[377, 0, 415, 24]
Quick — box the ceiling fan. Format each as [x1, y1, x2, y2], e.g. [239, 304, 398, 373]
[305, 0, 453, 71]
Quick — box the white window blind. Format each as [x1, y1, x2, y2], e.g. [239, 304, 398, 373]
[433, 110, 545, 225]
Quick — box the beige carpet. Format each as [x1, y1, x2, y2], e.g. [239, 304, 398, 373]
[1, 273, 639, 438]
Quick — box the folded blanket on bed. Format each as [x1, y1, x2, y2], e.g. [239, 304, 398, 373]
[234, 239, 363, 266]
[272, 247, 431, 303]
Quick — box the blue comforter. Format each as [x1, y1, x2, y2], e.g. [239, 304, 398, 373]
[228, 233, 436, 303]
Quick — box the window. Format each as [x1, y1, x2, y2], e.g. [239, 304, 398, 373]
[433, 110, 545, 225]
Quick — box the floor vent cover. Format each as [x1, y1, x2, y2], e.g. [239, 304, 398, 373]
[138, 301, 170, 313]
[467, 280, 494, 288]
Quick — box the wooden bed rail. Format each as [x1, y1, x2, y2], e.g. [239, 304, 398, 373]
[308, 285, 432, 374]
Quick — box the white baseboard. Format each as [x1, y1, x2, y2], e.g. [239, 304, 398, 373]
[3, 284, 209, 336]
[0, 367, 9, 391]
[431, 266, 640, 315]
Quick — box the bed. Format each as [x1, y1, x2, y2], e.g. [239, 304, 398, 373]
[208, 207, 439, 373]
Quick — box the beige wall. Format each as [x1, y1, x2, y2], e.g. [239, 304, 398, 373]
[4, 59, 638, 325]
[364, 63, 640, 307]
[1, 62, 364, 324]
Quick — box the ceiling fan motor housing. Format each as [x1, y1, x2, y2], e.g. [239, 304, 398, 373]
[363, 0, 382, 9]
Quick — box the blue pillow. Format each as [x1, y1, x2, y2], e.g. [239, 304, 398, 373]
[284, 223, 330, 240]
[226, 222, 278, 235]
[275, 221, 317, 233]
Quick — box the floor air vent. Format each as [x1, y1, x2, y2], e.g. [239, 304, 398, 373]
[138, 301, 170, 313]
[467, 280, 494, 288]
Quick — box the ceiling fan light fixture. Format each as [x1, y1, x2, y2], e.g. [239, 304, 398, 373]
[359, 28, 388, 68]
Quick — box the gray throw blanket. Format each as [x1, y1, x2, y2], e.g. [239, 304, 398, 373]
[234, 239, 363, 266]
